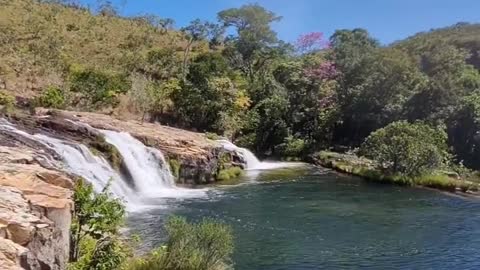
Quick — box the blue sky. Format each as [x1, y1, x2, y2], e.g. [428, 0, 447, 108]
[82, 0, 480, 44]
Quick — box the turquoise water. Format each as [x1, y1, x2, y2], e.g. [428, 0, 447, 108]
[128, 166, 480, 269]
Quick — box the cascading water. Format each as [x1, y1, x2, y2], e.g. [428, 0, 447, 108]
[217, 139, 299, 170]
[100, 130, 184, 197]
[0, 119, 205, 211]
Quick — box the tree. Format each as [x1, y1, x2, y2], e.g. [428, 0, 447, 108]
[180, 19, 219, 80]
[360, 121, 449, 176]
[404, 43, 480, 123]
[295, 32, 329, 54]
[97, 0, 118, 17]
[173, 52, 238, 131]
[448, 91, 480, 169]
[218, 4, 283, 82]
[273, 55, 339, 149]
[69, 179, 128, 270]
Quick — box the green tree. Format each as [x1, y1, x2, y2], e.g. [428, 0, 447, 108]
[218, 4, 284, 82]
[448, 91, 480, 169]
[69, 179, 128, 270]
[404, 43, 480, 123]
[360, 121, 449, 176]
[181, 19, 219, 80]
[173, 52, 239, 131]
[69, 67, 130, 109]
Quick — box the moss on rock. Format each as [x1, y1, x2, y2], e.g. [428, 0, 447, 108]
[88, 136, 123, 170]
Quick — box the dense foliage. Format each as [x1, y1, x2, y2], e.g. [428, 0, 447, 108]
[69, 179, 128, 270]
[2, 0, 480, 170]
[126, 216, 234, 270]
[360, 121, 449, 176]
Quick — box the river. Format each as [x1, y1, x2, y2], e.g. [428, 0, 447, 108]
[128, 165, 480, 269]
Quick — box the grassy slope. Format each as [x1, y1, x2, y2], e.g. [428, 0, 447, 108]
[0, 0, 194, 98]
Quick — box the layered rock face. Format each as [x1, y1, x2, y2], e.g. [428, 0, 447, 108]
[29, 109, 243, 184]
[0, 146, 73, 270]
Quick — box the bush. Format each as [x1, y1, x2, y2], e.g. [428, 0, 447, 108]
[89, 136, 123, 170]
[0, 90, 15, 113]
[205, 132, 221, 140]
[69, 67, 130, 108]
[360, 121, 449, 176]
[275, 136, 306, 158]
[168, 158, 181, 179]
[216, 167, 243, 181]
[36, 86, 66, 108]
[126, 216, 234, 270]
[69, 179, 129, 270]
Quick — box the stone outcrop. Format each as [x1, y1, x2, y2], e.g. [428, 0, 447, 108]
[0, 146, 73, 270]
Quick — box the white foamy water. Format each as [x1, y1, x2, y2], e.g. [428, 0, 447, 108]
[0, 119, 206, 212]
[217, 139, 300, 170]
[100, 130, 205, 199]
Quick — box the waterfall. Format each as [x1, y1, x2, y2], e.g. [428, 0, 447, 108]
[100, 130, 177, 197]
[0, 120, 205, 211]
[217, 139, 298, 170]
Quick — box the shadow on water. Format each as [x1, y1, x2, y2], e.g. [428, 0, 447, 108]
[127, 165, 480, 270]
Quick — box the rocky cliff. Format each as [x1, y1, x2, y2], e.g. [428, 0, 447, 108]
[0, 145, 73, 270]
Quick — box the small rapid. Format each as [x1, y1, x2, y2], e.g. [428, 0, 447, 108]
[217, 139, 300, 170]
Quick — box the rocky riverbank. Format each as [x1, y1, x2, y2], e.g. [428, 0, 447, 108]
[0, 109, 245, 269]
[0, 145, 73, 269]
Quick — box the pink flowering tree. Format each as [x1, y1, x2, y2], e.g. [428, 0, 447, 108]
[295, 32, 330, 54]
[304, 61, 338, 81]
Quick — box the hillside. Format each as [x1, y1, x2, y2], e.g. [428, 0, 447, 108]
[0, 0, 197, 98]
[393, 23, 480, 68]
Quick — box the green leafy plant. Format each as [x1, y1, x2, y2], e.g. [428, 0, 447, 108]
[36, 86, 66, 108]
[69, 67, 130, 108]
[69, 179, 128, 270]
[0, 90, 15, 114]
[216, 167, 243, 181]
[360, 121, 449, 176]
[168, 158, 181, 179]
[126, 216, 234, 270]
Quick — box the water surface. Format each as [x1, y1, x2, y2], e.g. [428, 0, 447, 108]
[128, 166, 480, 269]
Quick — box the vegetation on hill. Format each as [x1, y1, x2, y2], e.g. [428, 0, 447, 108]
[1, 0, 480, 174]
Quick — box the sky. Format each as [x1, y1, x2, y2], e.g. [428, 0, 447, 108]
[81, 0, 480, 45]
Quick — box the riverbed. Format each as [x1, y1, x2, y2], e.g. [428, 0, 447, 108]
[128, 165, 480, 269]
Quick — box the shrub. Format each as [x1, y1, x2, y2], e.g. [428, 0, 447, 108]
[69, 67, 130, 108]
[205, 132, 221, 140]
[69, 179, 129, 270]
[168, 158, 181, 179]
[360, 121, 449, 176]
[0, 90, 15, 113]
[36, 86, 66, 108]
[276, 136, 306, 158]
[126, 216, 234, 270]
[216, 167, 243, 181]
[89, 136, 123, 170]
